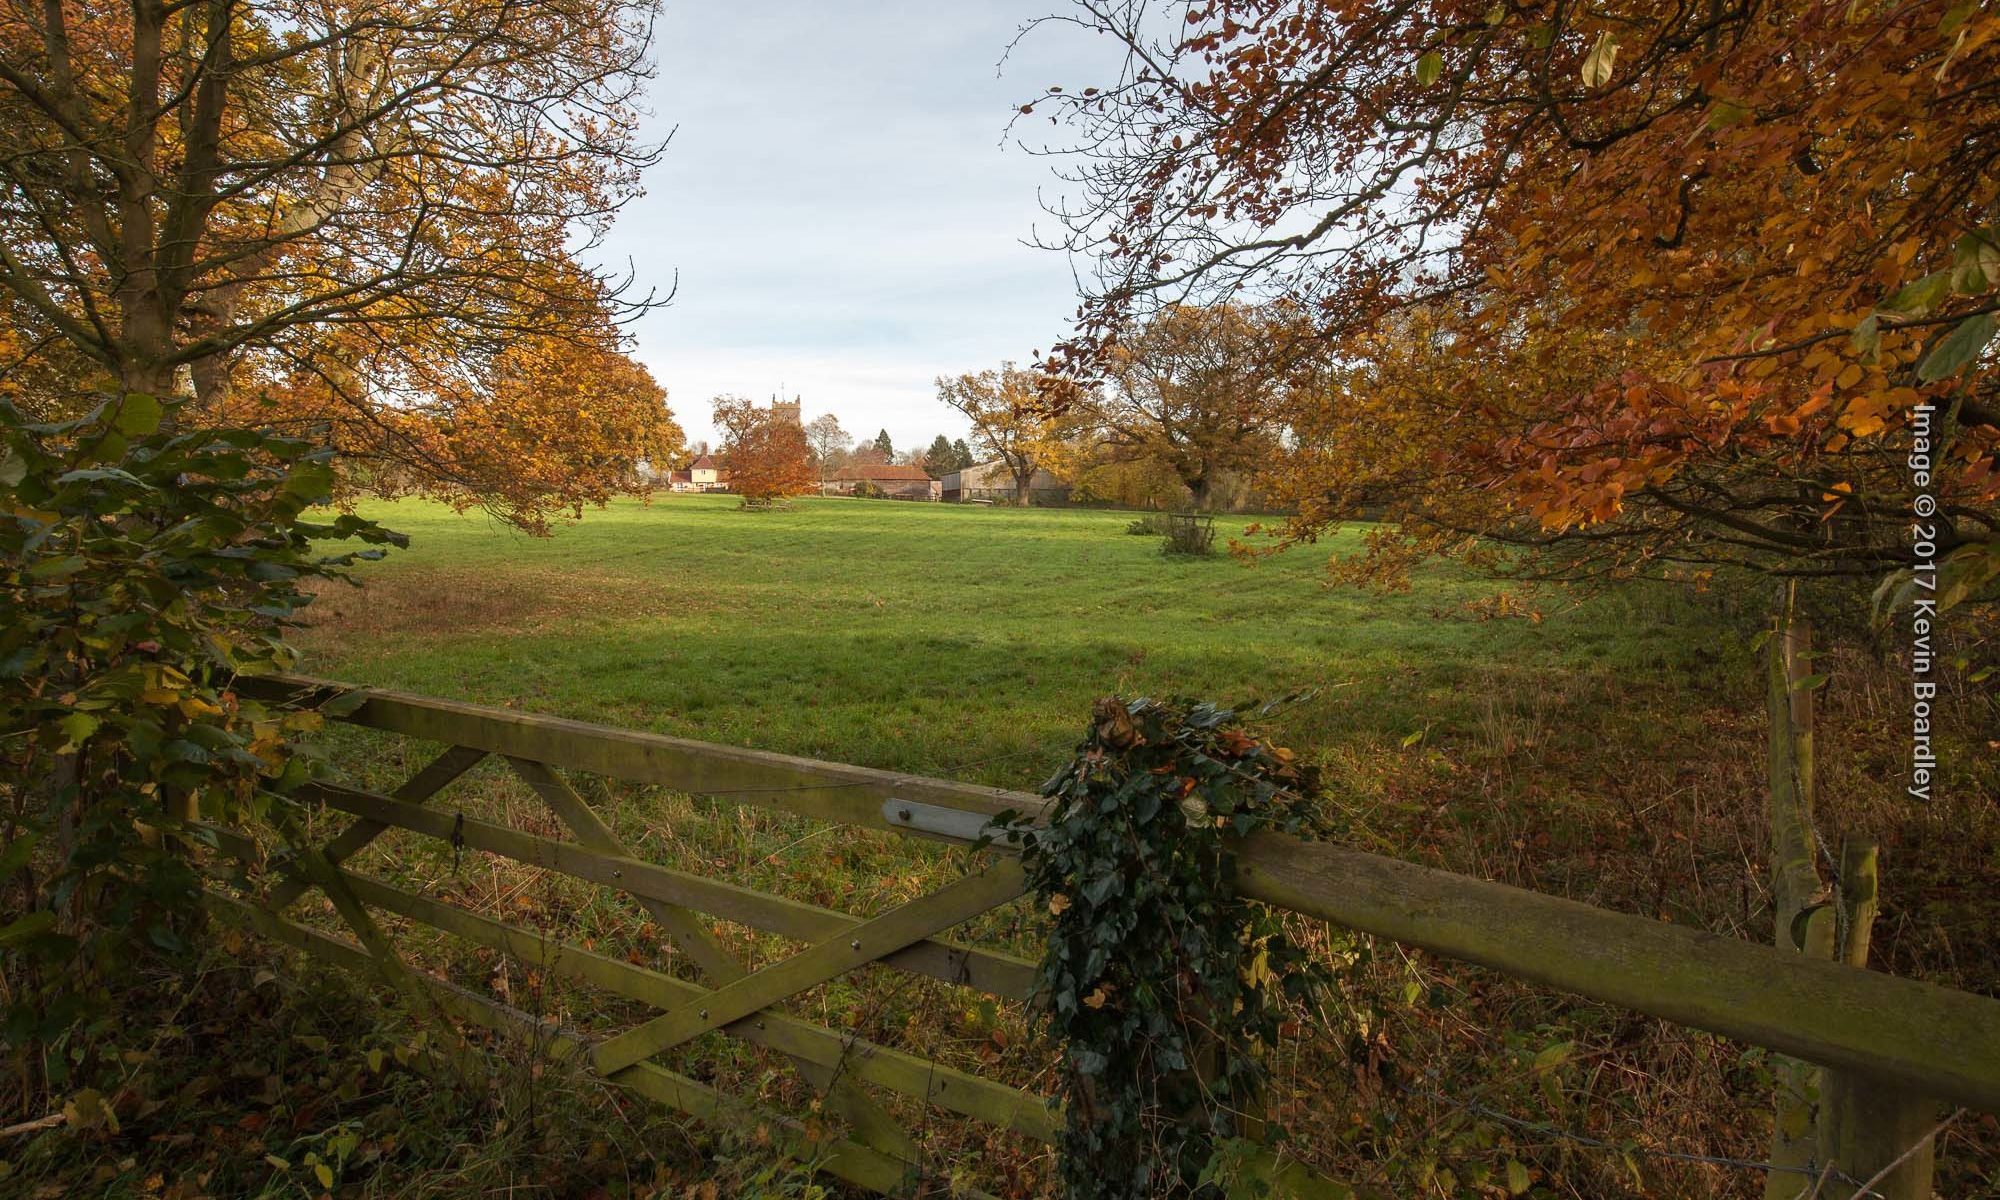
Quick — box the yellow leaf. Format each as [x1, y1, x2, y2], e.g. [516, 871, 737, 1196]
[1047, 894, 1071, 916]
[1581, 30, 1619, 87]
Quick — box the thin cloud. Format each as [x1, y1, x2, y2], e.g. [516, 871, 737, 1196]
[594, 2, 1110, 448]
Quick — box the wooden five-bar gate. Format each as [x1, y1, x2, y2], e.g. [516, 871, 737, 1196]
[204, 673, 2000, 1200]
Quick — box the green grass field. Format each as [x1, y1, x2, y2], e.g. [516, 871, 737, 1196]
[299, 494, 1735, 794]
[36, 494, 1979, 1200]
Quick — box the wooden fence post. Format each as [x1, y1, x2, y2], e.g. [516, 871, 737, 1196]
[1818, 842, 1941, 1199]
[1765, 599, 1830, 1199]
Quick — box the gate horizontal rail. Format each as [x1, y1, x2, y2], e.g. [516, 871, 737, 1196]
[223, 673, 2000, 1177]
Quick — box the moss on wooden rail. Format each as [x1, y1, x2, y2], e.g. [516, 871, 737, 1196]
[246, 672, 2000, 1116]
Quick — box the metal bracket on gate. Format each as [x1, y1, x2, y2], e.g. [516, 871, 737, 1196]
[882, 799, 1022, 847]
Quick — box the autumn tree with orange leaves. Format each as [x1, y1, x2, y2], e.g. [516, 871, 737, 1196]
[1033, 0, 2000, 602]
[937, 363, 1086, 505]
[0, 0, 677, 529]
[1100, 302, 1300, 509]
[713, 395, 814, 505]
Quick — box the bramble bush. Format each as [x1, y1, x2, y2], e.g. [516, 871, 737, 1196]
[0, 391, 400, 1097]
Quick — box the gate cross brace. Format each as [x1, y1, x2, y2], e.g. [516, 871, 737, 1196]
[268, 744, 488, 911]
[593, 857, 1028, 1076]
[503, 757, 923, 1165]
[289, 846, 483, 1087]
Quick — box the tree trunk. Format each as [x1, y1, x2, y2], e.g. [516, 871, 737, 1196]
[1012, 462, 1034, 506]
[190, 351, 234, 413]
[118, 358, 177, 397]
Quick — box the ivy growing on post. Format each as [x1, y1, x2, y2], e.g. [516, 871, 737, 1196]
[990, 696, 1327, 1199]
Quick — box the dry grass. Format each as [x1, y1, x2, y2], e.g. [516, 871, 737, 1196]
[298, 568, 719, 644]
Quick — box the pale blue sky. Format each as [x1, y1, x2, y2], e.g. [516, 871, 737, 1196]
[600, 2, 1115, 452]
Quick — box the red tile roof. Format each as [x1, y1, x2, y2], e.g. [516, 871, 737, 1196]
[690, 453, 719, 470]
[831, 463, 933, 482]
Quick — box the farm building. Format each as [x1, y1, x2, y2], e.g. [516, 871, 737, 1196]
[825, 463, 939, 500]
[666, 453, 730, 493]
[941, 460, 1071, 505]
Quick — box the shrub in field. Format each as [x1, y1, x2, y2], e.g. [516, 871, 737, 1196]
[0, 392, 400, 1093]
[990, 696, 1325, 1199]
[1124, 512, 1167, 536]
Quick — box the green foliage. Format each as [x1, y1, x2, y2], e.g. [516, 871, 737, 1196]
[992, 696, 1327, 1199]
[922, 433, 958, 477]
[1125, 512, 1169, 536]
[0, 952, 714, 1198]
[0, 392, 401, 1067]
[872, 429, 894, 461]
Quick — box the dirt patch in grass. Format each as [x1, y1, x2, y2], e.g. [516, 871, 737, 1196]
[297, 568, 711, 644]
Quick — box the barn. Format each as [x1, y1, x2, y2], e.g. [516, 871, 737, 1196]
[825, 463, 939, 500]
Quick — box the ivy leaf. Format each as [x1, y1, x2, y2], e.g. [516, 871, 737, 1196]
[1414, 52, 1443, 87]
[1580, 31, 1619, 88]
[57, 711, 100, 751]
[1917, 312, 1997, 382]
[0, 910, 55, 948]
[0, 831, 38, 878]
[28, 554, 86, 580]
